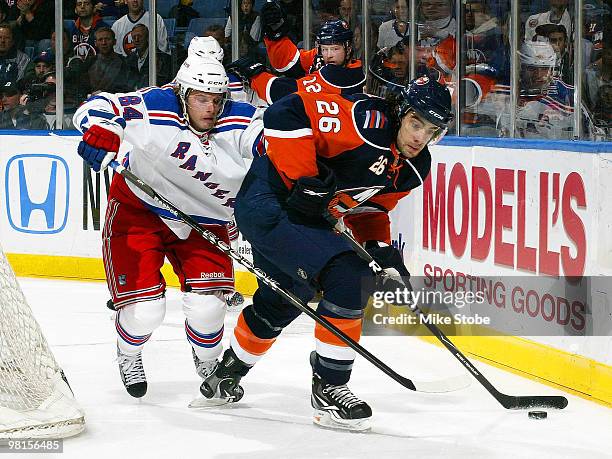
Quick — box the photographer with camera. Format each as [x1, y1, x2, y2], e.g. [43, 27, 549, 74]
[18, 49, 53, 94]
[0, 80, 47, 129]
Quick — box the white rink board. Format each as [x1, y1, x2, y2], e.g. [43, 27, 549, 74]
[390, 141, 612, 365]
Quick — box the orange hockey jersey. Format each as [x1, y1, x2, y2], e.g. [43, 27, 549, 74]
[262, 91, 431, 244]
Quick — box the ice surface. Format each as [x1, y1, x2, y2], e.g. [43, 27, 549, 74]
[16, 278, 612, 459]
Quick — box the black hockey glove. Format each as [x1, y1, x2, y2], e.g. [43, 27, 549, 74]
[226, 57, 267, 83]
[286, 164, 336, 219]
[365, 241, 413, 307]
[365, 241, 411, 279]
[261, 0, 289, 40]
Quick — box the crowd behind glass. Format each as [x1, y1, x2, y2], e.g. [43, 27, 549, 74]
[0, 0, 609, 140]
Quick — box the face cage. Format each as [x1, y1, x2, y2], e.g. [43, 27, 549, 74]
[179, 86, 229, 135]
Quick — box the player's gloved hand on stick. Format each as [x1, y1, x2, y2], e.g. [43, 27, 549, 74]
[261, 0, 289, 40]
[78, 118, 125, 172]
[226, 57, 267, 82]
[365, 241, 411, 279]
[365, 241, 414, 307]
[286, 163, 336, 218]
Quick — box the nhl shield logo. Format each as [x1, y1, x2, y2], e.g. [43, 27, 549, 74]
[297, 268, 308, 280]
[118, 274, 127, 286]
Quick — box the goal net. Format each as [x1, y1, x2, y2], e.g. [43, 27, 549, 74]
[0, 244, 85, 439]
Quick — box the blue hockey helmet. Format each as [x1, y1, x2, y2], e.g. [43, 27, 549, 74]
[316, 19, 353, 45]
[398, 76, 453, 130]
[368, 63, 453, 145]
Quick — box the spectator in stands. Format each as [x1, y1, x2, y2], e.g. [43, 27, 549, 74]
[338, 0, 353, 27]
[534, 23, 572, 85]
[125, 24, 171, 89]
[0, 80, 48, 129]
[377, 0, 408, 50]
[169, 0, 199, 28]
[0, 23, 30, 86]
[224, 0, 261, 55]
[67, 0, 110, 50]
[418, 0, 455, 46]
[17, 48, 52, 93]
[51, 28, 94, 110]
[15, 0, 54, 43]
[464, 0, 502, 68]
[51, 28, 71, 56]
[111, 0, 168, 57]
[0, 0, 19, 22]
[89, 26, 131, 93]
[584, 44, 612, 110]
[524, 0, 572, 43]
[203, 24, 230, 65]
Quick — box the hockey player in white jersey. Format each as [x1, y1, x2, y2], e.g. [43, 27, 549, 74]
[73, 56, 264, 399]
[498, 41, 574, 139]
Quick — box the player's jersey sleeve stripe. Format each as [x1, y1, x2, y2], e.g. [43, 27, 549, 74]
[265, 36, 302, 72]
[149, 119, 188, 129]
[251, 72, 286, 104]
[264, 127, 313, 138]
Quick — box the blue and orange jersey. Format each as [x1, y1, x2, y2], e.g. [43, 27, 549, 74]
[264, 35, 362, 76]
[263, 92, 430, 243]
[250, 62, 365, 105]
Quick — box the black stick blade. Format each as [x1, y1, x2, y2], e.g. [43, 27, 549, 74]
[499, 394, 569, 410]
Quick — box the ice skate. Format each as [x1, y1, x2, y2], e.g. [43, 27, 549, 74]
[117, 346, 147, 398]
[310, 352, 372, 432]
[192, 348, 218, 379]
[190, 348, 251, 408]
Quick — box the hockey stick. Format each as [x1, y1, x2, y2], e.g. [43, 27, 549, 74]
[323, 213, 569, 410]
[108, 160, 469, 393]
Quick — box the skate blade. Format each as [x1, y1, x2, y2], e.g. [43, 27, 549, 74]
[313, 409, 371, 432]
[188, 396, 235, 409]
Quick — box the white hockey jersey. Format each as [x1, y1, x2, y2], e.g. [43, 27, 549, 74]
[496, 79, 575, 139]
[111, 11, 169, 57]
[73, 85, 265, 239]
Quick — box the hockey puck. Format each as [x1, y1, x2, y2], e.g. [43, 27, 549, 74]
[528, 411, 547, 420]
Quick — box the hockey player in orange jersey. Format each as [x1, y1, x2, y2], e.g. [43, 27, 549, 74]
[199, 74, 453, 431]
[227, 18, 365, 105]
[224, 1, 364, 105]
[260, 0, 360, 77]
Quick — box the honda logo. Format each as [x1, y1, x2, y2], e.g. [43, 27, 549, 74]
[5, 154, 70, 234]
